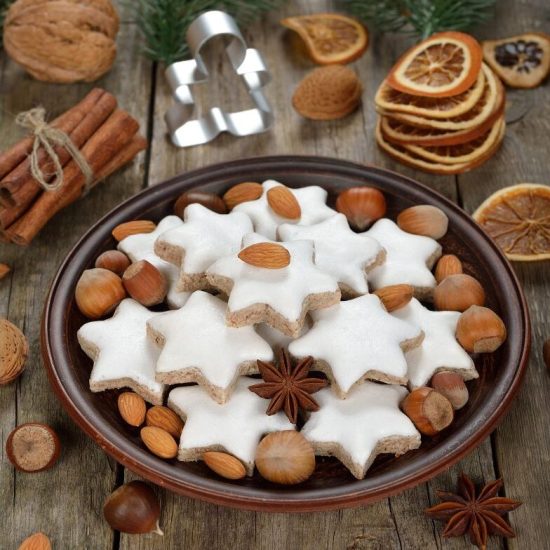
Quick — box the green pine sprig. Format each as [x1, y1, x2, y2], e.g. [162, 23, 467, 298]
[131, 0, 284, 66]
[344, 0, 496, 40]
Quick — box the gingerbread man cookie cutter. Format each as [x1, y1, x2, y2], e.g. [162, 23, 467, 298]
[165, 10, 274, 148]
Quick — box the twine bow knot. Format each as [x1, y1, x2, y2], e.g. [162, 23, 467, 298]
[15, 107, 93, 192]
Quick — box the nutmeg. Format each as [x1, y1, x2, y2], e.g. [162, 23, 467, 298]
[95, 250, 131, 275]
[401, 387, 454, 436]
[456, 305, 507, 353]
[122, 260, 167, 306]
[75, 268, 126, 319]
[335, 187, 386, 231]
[434, 254, 463, 283]
[203, 451, 246, 480]
[434, 274, 485, 312]
[174, 191, 227, 218]
[255, 431, 315, 485]
[397, 205, 449, 240]
[0, 319, 28, 385]
[6, 423, 61, 473]
[223, 182, 263, 210]
[430, 371, 469, 410]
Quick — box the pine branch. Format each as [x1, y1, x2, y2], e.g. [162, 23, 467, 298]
[130, 0, 284, 66]
[344, 0, 496, 40]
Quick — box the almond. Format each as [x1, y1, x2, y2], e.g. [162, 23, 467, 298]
[0, 319, 28, 385]
[203, 451, 246, 480]
[112, 220, 156, 242]
[434, 254, 463, 283]
[374, 284, 414, 312]
[266, 186, 301, 220]
[238, 242, 291, 269]
[0, 263, 10, 280]
[397, 205, 449, 240]
[118, 392, 146, 427]
[140, 426, 178, 459]
[146, 406, 184, 439]
[18, 532, 52, 550]
[223, 182, 263, 210]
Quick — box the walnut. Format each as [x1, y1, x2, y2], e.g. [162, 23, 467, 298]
[3, 0, 119, 83]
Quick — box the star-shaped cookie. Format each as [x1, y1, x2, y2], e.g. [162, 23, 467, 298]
[392, 298, 478, 388]
[77, 299, 165, 405]
[168, 378, 294, 475]
[301, 382, 421, 479]
[289, 294, 423, 396]
[154, 204, 253, 291]
[278, 213, 385, 297]
[366, 219, 442, 299]
[206, 233, 341, 337]
[117, 215, 190, 309]
[147, 291, 273, 404]
[233, 179, 336, 240]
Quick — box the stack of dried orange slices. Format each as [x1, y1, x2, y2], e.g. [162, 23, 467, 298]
[375, 32, 506, 175]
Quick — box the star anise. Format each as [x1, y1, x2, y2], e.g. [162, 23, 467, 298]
[249, 349, 327, 424]
[425, 473, 522, 550]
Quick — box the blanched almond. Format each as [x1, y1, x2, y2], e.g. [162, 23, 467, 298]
[112, 220, 156, 242]
[203, 451, 246, 480]
[146, 406, 184, 439]
[266, 186, 301, 220]
[374, 284, 414, 312]
[434, 254, 463, 283]
[118, 392, 146, 427]
[238, 242, 291, 269]
[140, 426, 178, 459]
[223, 182, 263, 210]
[397, 205, 449, 240]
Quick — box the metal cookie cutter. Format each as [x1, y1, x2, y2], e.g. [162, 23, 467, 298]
[165, 10, 274, 148]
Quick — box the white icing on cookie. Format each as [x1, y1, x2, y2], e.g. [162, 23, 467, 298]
[392, 298, 478, 388]
[147, 291, 273, 403]
[301, 382, 421, 479]
[288, 294, 423, 395]
[206, 233, 341, 336]
[278, 213, 384, 296]
[233, 180, 336, 240]
[77, 299, 165, 405]
[117, 215, 190, 309]
[255, 319, 310, 352]
[366, 219, 441, 294]
[168, 378, 294, 475]
[154, 204, 253, 291]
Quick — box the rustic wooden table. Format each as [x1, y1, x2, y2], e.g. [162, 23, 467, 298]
[1, 1, 549, 548]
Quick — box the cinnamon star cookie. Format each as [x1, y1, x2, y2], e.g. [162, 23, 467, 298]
[168, 378, 294, 475]
[392, 298, 478, 388]
[206, 233, 341, 337]
[77, 299, 165, 405]
[289, 294, 423, 396]
[154, 204, 253, 292]
[147, 291, 273, 404]
[301, 382, 421, 479]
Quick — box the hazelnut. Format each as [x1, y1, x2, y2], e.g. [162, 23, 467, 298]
[6, 423, 61, 473]
[456, 305, 507, 353]
[75, 268, 126, 319]
[118, 392, 146, 427]
[434, 274, 485, 312]
[430, 371, 469, 410]
[95, 250, 131, 275]
[336, 186, 386, 231]
[374, 284, 414, 312]
[434, 254, 463, 283]
[122, 260, 167, 306]
[203, 451, 246, 480]
[255, 431, 315, 485]
[397, 205, 449, 240]
[174, 191, 227, 218]
[401, 387, 454, 436]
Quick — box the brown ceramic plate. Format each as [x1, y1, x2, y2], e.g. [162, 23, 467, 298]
[42, 156, 530, 512]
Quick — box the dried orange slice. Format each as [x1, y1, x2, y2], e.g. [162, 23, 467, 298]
[473, 184, 550, 261]
[281, 13, 368, 65]
[387, 32, 483, 97]
[376, 118, 505, 175]
[384, 65, 502, 132]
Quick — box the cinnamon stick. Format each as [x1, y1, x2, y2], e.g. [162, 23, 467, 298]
[0, 199, 28, 229]
[6, 110, 141, 245]
[0, 88, 105, 184]
[1, 89, 117, 208]
[94, 135, 147, 182]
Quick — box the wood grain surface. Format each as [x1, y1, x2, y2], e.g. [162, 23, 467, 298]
[1, 0, 548, 548]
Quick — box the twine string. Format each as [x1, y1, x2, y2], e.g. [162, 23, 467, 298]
[15, 107, 94, 192]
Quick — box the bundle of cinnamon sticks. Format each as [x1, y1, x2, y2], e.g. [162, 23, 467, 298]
[0, 88, 147, 245]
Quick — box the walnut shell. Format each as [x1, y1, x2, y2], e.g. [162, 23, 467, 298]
[3, 0, 119, 83]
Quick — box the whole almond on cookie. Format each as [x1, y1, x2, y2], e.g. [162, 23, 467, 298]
[374, 285, 414, 312]
[118, 392, 146, 427]
[112, 220, 156, 242]
[203, 451, 246, 480]
[266, 186, 301, 219]
[146, 406, 184, 439]
[238, 242, 291, 269]
[140, 426, 178, 459]
[223, 182, 263, 210]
